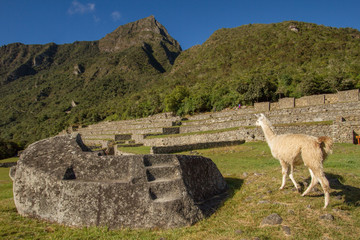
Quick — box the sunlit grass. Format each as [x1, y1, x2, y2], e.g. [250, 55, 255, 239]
[1, 142, 360, 239]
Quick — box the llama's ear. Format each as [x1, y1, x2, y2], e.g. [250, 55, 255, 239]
[255, 114, 260, 118]
[260, 113, 265, 118]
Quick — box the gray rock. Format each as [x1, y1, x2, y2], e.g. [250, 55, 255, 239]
[282, 225, 291, 236]
[320, 214, 335, 221]
[288, 209, 295, 215]
[10, 134, 228, 229]
[260, 213, 283, 226]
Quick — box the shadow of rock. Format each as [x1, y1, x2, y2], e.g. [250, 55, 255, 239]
[197, 177, 243, 218]
[225, 177, 244, 194]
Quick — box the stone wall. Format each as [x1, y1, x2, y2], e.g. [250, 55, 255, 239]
[151, 140, 245, 154]
[279, 98, 295, 109]
[143, 129, 242, 147]
[254, 102, 270, 112]
[254, 89, 360, 111]
[338, 89, 359, 102]
[295, 95, 325, 107]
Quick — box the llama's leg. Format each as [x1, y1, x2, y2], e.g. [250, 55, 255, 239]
[301, 168, 318, 196]
[288, 164, 300, 191]
[313, 170, 331, 208]
[279, 161, 288, 190]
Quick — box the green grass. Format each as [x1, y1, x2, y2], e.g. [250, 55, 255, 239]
[1, 143, 360, 239]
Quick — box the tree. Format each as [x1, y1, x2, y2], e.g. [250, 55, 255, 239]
[164, 86, 189, 114]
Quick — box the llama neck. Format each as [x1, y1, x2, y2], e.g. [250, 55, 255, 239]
[260, 122, 276, 146]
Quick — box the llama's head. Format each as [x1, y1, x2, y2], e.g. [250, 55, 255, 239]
[255, 113, 267, 127]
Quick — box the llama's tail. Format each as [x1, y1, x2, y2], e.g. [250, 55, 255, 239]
[318, 136, 333, 159]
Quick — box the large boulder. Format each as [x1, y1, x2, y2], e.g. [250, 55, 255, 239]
[9, 134, 228, 229]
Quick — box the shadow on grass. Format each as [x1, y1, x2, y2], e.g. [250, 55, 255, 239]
[197, 178, 243, 217]
[326, 173, 360, 207]
[225, 177, 244, 198]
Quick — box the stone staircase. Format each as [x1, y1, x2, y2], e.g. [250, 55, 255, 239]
[143, 154, 195, 227]
[144, 155, 182, 203]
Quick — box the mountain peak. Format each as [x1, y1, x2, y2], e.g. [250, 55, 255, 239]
[99, 15, 181, 52]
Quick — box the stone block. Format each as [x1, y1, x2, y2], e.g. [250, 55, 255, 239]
[295, 95, 325, 107]
[162, 127, 180, 135]
[115, 134, 132, 141]
[254, 102, 270, 112]
[10, 134, 228, 229]
[279, 98, 295, 109]
[338, 89, 359, 102]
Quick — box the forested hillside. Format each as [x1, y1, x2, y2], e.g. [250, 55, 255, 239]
[1, 18, 360, 148]
[164, 21, 360, 114]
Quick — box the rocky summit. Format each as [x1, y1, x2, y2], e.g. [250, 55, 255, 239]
[10, 134, 228, 229]
[99, 15, 181, 54]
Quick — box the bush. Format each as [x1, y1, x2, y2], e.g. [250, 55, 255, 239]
[0, 140, 21, 160]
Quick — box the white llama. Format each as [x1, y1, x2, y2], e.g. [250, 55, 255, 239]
[255, 113, 333, 208]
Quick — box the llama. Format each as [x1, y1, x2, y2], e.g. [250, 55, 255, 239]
[255, 113, 333, 208]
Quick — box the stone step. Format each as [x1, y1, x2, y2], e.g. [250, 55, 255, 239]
[148, 178, 182, 200]
[146, 164, 181, 181]
[143, 154, 178, 167]
[152, 196, 182, 203]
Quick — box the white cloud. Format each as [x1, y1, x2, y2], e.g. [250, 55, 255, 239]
[111, 11, 121, 21]
[68, 1, 96, 15]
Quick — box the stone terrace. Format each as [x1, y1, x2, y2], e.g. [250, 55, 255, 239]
[68, 89, 360, 154]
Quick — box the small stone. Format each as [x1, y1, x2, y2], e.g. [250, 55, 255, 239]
[320, 214, 334, 221]
[235, 229, 243, 235]
[282, 225, 291, 236]
[261, 213, 283, 226]
[243, 172, 248, 178]
[288, 209, 295, 215]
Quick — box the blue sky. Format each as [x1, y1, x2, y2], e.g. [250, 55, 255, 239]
[1, 0, 360, 50]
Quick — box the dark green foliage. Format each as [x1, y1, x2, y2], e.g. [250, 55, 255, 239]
[0, 140, 21, 160]
[1, 20, 360, 146]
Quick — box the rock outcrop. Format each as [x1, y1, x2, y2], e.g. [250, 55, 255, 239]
[9, 134, 228, 229]
[99, 15, 181, 53]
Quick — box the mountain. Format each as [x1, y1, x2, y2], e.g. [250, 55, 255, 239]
[0, 16, 181, 146]
[1, 18, 360, 147]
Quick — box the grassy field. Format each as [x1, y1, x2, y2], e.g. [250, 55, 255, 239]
[1, 142, 360, 239]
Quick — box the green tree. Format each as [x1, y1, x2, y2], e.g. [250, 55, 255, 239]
[164, 86, 189, 115]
